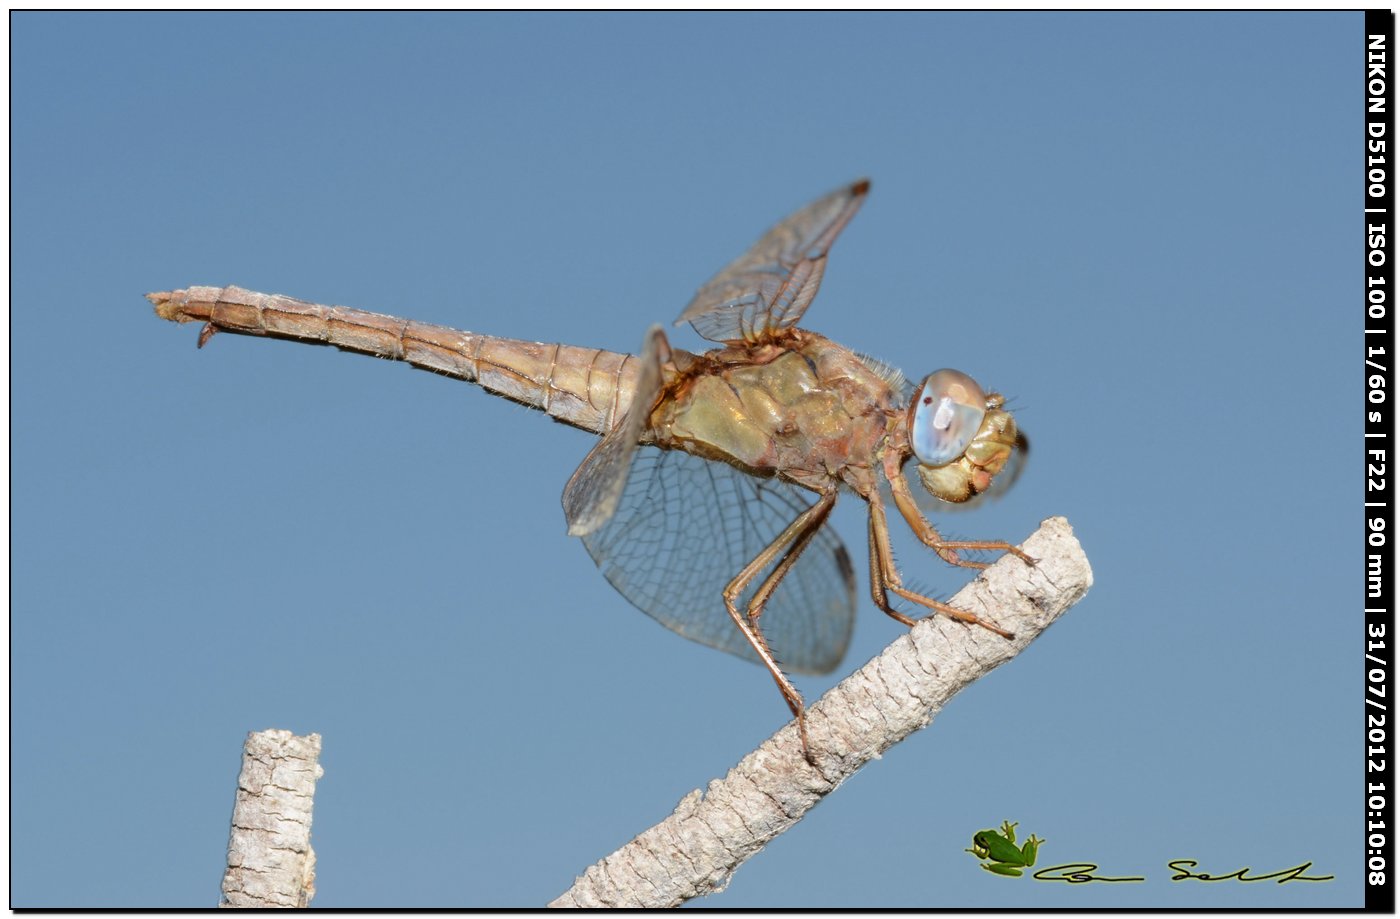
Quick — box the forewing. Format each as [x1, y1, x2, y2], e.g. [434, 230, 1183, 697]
[580, 447, 856, 675]
[562, 326, 666, 537]
[676, 179, 870, 344]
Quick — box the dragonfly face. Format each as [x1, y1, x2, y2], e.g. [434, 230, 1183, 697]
[908, 369, 1019, 505]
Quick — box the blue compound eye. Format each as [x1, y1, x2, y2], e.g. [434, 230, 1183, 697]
[910, 369, 987, 467]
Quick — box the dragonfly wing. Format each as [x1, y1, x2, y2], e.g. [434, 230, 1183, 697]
[676, 179, 870, 344]
[562, 326, 666, 537]
[579, 446, 856, 675]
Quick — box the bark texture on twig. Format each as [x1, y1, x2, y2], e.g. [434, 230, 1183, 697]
[221, 730, 323, 908]
[550, 515, 1091, 908]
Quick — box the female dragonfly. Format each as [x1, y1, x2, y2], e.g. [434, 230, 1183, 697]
[149, 179, 1032, 757]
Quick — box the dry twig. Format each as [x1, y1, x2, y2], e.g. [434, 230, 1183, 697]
[550, 516, 1091, 908]
[221, 730, 323, 908]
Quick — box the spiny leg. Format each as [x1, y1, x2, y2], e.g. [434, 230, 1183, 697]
[866, 506, 917, 629]
[722, 490, 836, 762]
[887, 469, 1035, 570]
[745, 492, 836, 625]
[867, 492, 1014, 640]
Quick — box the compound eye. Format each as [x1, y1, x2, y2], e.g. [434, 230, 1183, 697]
[910, 369, 987, 467]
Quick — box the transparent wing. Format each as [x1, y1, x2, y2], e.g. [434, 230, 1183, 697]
[676, 179, 870, 344]
[562, 326, 666, 536]
[580, 446, 856, 675]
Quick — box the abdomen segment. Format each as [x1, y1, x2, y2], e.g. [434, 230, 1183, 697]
[148, 285, 639, 435]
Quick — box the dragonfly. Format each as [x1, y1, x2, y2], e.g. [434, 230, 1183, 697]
[148, 179, 1032, 758]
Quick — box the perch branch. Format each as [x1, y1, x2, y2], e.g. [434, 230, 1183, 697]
[550, 515, 1092, 908]
[220, 730, 323, 908]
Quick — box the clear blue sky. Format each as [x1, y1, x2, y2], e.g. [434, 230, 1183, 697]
[13, 12, 1361, 907]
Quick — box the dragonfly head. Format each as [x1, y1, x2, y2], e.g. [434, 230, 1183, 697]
[907, 369, 1019, 504]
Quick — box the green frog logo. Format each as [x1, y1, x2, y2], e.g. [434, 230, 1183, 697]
[965, 820, 1044, 877]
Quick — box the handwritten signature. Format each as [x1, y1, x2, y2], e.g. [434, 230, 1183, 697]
[1027, 860, 1334, 884]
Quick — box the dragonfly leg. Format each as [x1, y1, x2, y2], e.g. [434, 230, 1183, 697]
[887, 467, 1035, 570]
[867, 492, 1014, 640]
[866, 505, 917, 629]
[722, 490, 837, 762]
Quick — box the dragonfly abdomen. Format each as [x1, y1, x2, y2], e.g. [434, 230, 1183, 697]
[147, 285, 640, 435]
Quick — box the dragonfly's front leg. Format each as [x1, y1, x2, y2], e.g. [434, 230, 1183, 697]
[722, 490, 837, 763]
[886, 464, 1035, 570]
[867, 492, 1014, 640]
